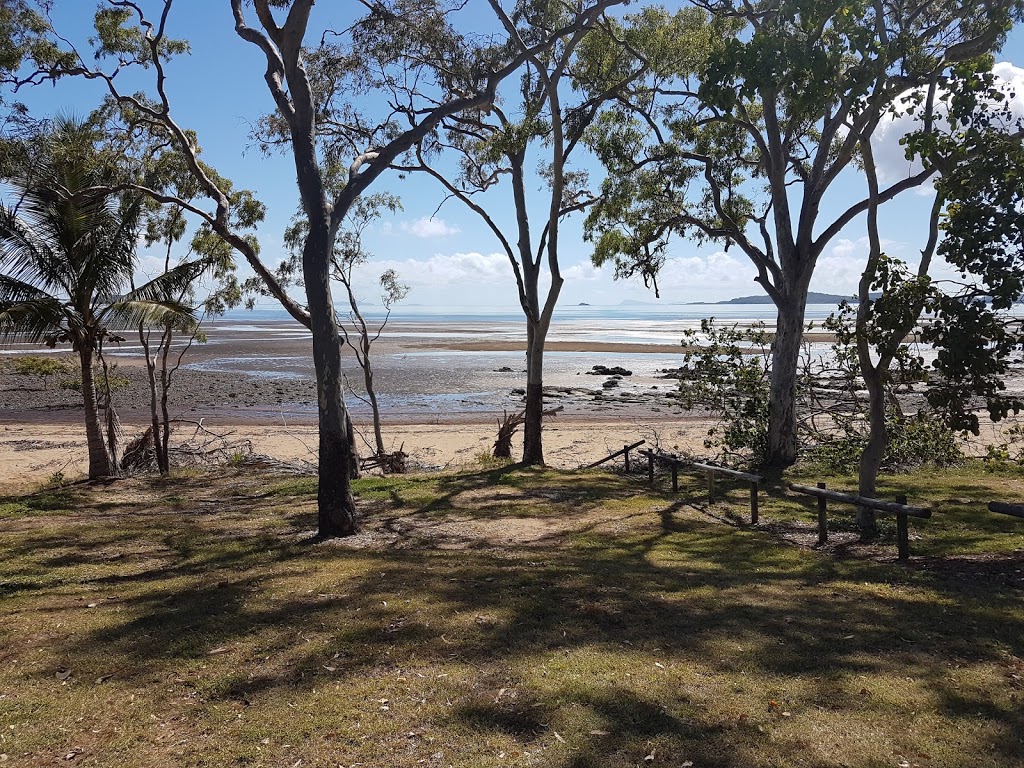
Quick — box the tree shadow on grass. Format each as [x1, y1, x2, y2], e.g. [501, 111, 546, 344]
[9, 467, 1024, 766]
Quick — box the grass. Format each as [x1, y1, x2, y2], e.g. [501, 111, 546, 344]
[0, 463, 1022, 767]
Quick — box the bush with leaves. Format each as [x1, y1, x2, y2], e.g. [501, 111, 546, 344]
[676, 313, 963, 473]
[11, 354, 71, 389]
[676, 320, 775, 466]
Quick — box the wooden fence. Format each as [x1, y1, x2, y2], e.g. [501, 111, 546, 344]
[585, 441, 1024, 561]
[789, 483, 931, 561]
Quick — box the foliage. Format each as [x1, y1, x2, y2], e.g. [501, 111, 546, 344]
[584, 0, 1021, 466]
[806, 409, 964, 474]
[11, 353, 70, 387]
[678, 313, 963, 473]
[675, 319, 773, 466]
[918, 128, 1024, 434]
[0, 117, 205, 478]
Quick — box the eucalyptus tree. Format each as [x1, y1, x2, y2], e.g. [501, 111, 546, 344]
[833, 73, 1024, 534]
[0, 120, 205, 479]
[276, 192, 407, 462]
[585, 0, 1022, 468]
[12, 0, 621, 536]
[400, 0, 641, 465]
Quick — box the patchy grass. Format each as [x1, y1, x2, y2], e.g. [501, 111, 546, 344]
[0, 464, 1022, 767]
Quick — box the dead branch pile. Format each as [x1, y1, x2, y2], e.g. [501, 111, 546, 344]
[493, 406, 563, 458]
[360, 446, 408, 474]
[231, 454, 317, 475]
[120, 420, 256, 472]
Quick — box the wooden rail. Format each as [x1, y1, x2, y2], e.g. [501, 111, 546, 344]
[988, 501, 1024, 519]
[583, 440, 646, 471]
[641, 451, 762, 524]
[691, 461, 763, 524]
[641, 449, 685, 493]
[789, 482, 931, 560]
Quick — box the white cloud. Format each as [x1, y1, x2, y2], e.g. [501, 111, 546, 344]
[354, 251, 511, 288]
[811, 236, 913, 295]
[871, 61, 1024, 186]
[654, 251, 760, 296]
[563, 262, 607, 282]
[400, 216, 461, 238]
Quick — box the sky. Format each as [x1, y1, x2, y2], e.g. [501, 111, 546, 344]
[10, 1, 1024, 311]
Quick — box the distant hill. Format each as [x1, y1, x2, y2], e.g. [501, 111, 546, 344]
[690, 291, 878, 305]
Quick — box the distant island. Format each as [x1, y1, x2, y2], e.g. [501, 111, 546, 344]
[690, 291, 875, 305]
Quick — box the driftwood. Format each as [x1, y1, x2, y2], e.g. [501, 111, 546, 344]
[120, 426, 156, 471]
[360, 444, 408, 474]
[493, 406, 563, 458]
[120, 420, 255, 472]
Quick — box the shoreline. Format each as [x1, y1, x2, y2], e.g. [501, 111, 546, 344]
[0, 415, 718, 493]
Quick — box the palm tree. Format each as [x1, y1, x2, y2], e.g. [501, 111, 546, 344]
[0, 122, 206, 479]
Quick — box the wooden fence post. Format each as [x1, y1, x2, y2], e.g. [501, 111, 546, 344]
[817, 481, 828, 545]
[671, 462, 679, 494]
[647, 451, 654, 485]
[750, 481, 759, 525]
[895, 494, 909, 561]
[707, 470, 715, 502]
[623, 445, 630, 473]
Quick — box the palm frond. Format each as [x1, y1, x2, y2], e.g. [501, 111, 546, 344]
[0, 274, 70, 343]
[129, 258, 212, 305]
[100, 297, 197, 332]
[0, 204, 66, 294]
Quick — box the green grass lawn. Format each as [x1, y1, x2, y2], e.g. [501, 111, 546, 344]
[1, 463, 1022, 767]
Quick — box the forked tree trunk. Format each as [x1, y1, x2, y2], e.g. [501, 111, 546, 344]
[78, 345, 114, 479]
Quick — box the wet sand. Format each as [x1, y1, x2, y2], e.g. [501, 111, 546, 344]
[0, 319, 723, 487]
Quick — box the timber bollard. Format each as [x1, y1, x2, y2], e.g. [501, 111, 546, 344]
[750, 481, 759, 525]
[895, 494, 909, 561]
[790, 483, 931, 559]
[647, 450, 655, 484]
[707, 470, 715, 501]
[671, 463, 679, 494]
[623, 445, 630, 473]
[817, 481, 828, 545]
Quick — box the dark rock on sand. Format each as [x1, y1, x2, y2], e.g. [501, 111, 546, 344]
[586, 365, 632, 377]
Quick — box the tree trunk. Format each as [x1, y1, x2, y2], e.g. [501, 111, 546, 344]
[522, 319, 546, 466]
[764, 293, 808, 469]
[857, 362, 887, 537]
[304, 226, 358, 537]
[360, 340, 386, 457]
[141, 327, 169, 474]
[78, 345, 114, 479]
[346, 408, 360, 480]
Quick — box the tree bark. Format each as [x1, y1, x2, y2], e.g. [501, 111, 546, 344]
[522, 319, 546, 466]
[764, 293, 808, 468]
[78, 345, 114, 479]
[303, 224, 358, 536]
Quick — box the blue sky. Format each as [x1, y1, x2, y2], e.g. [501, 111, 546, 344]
[12, 1, 1024, 309]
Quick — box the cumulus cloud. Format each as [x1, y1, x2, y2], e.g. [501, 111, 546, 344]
[563, 262, 607, 282]
[871, 61, 1024, 185]
[400, 216, 461, 238]
[810, 236, 922, 295]
[352, 251, 511, 290]
[654, 250, 760, 296]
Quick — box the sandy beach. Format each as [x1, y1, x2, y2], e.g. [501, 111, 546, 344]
[0, 315, 724, 490]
